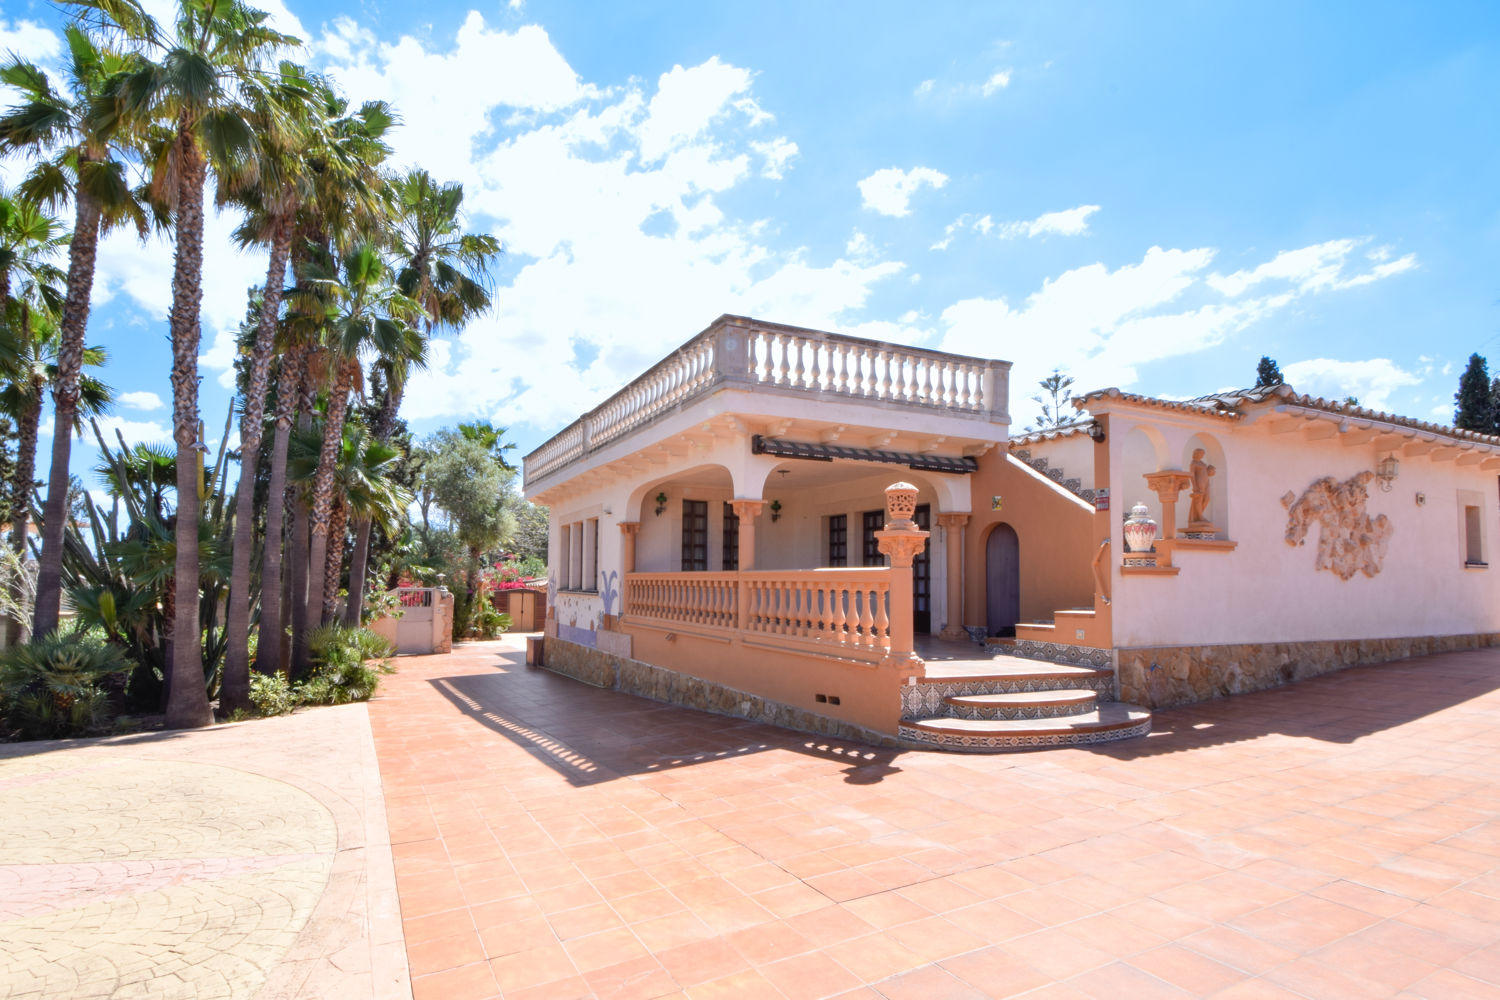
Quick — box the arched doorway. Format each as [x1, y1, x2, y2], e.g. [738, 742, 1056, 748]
[986, 523, 1020, 636]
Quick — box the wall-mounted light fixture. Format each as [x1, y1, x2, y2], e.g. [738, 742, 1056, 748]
[1375, 454, 1399, 492]
[769, 499, 783, 522]
[1087, 421, 1106, 443]
[654, 491, 668, 516]
[1415, 491, 1427, 507]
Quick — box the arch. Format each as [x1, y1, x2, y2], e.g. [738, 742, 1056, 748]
[1181, 431, 1229, 537]
[624, 464, 734, 522]
[1119, 423, 1169, 512]
[984, 522, 1020, 636]
[747, 461, 971, 515]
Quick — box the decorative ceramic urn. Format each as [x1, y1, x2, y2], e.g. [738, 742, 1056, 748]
[884, 482, 919, 528]
[1123, 502, 1158, 554]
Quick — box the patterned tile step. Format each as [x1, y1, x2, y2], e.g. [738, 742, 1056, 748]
[943, 689, 1098, 720]
[899, 704, 1152, 752]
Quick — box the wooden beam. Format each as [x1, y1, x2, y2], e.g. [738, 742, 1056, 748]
[1402, 440, 1438, 457]
[1370, 432, 1409, 451]
[1456, 450, 1487, 466]
[1339, 427, 1380, 446]
[1428, 445, 1462, 463]
[1266, 416, 1307, 434]
[1304, 421, 1339, 441]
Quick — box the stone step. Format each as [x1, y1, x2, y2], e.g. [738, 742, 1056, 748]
[943, 689, 1098, 720]
[900, 704, 1152, 752]
[1053, 608, 1096, 620]
[915, 660, 1115, 699]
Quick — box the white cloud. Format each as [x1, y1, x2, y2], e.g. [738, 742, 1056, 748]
[751, 137, 798, 179]
[935, 205, 1097, 250]
[1208, 238, 1417, 297]
[1281, 358, 1421, 411]
[84, 415, 172, 445]
[939, 240, 1417, 427]
[319, 28, 902, 434]
[981, 70, 1012, 96]
[119, 391, 165, 412]
[0, 19, 60, 63]
[857, 167, 948, 218]
[845, 230, 876, 259]
[914, 79, 935, 97]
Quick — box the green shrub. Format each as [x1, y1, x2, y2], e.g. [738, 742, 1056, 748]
[0, 632, 131, 740]
[249, 671, 297, 717]
[301, 624, 395, 705]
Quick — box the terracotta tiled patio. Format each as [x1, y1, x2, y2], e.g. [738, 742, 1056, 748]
[367, 635, 1500, 999]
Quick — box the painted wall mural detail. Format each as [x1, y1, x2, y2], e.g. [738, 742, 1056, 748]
[1281, 471, 1393, 580]
[600, 569, 620, 617]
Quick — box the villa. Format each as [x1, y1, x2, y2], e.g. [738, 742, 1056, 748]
[523, 315, 1500, 751]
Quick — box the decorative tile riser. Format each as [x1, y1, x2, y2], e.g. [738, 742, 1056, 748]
[944, 701, 1097, 721]
[902, 676, 1113, 716]
[1008, 640, 1113, 670]
[897, 718, 1152, 752]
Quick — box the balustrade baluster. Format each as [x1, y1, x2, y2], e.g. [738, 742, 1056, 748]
[875, 587, 891, 645]
[830, 583, 847, 644]
[807, 341, 822, 389]
[760, 333, 775, 383]
[835, 343, 850, 393]
[858, 589, 875, 645]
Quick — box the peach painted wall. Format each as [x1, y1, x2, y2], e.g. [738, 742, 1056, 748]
[624, 622, 906, 734]
[964, 451, 1097, 632]
[1106, 409, 1500, 648]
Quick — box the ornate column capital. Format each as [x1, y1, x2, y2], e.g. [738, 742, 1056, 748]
[618, 521, 641, 537]
[875, 530, 930, 568]
[1143, 470, 1191, 502]
[729, 499, 766, 520]
[937, 512, 971, 529]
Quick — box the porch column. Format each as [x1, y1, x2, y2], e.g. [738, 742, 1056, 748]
[619, 521, 641, 573]
[1143, 471, 1192, 568]
[730, 499, 765, 571]
[937, 512, 970, 641]
[875, 482, 930, 683]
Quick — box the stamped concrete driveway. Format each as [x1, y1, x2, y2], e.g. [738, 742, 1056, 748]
[369, 637, 1500, 1000]
[0, 702, 407, 1000]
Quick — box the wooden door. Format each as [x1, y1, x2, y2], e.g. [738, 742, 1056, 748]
[985, 523, 1020, 636]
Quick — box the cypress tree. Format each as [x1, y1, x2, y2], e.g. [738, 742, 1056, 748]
[1255, 356, 1283, 388]
[1454, 354, 1492, 431]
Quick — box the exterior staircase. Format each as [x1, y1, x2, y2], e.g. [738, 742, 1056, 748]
[898, 655, 1151, 752]
[1011, 448, 1096, 504]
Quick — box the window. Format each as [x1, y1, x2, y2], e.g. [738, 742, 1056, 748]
[1465, 505, 1486, 566]
[682, 500, 708, 571]
[722, 502, 740, 571]
[559, 523, 573, 589]
[828, 514, 847, 567]
[584, 517, 599, 591]
[862, 510, 885, 566]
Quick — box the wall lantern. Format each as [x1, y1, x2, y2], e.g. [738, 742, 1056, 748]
[1375, 454, 1399, 492]
[1087, 421, 1106, 443]
[769, 499, 783, 522]
[654, 492, 668, 516]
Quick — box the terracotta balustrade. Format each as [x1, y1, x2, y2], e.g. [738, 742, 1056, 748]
[624, 568, 893, 662]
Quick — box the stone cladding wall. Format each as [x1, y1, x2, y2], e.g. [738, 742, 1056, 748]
[1119, 632, 1500, 708]
[543, 637, 903, 748]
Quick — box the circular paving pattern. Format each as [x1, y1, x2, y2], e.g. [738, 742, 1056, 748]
[0, 756, 336, 1000]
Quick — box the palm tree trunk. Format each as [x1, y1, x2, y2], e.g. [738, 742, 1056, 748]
[323, 494, 347, 622]
[5, 378, 43, 647]
[165, 129, 213, 729]
[288, 488, 310, 673]
[32, 187, 103, 639]
[344, 372, 406, 629]
[305, 359, 355, 632]
[344, 516, 372, 627]
[256, 342, 305, 676]
[223, 216, 293, 712]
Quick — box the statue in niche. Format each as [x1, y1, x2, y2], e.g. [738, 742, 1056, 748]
[1282, 471, 1393, 580]
[1187, 448, 1217, 532]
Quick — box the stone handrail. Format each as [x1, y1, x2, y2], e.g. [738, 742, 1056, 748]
[524, 316, 1010, 486]
[744, 327, 988, 412]
[624, 568, 893, 662]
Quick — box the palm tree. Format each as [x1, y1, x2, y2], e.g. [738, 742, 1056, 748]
[292, 241, 418, 634]
[109, 0, 298, 728]
[289, 420, 411, 626]
[0, 192, 68, 317]
[0, 20, 150, 640]
[257, 84, 391, 679]
[343, 170, 498, 617]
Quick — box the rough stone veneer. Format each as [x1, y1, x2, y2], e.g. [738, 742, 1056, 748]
[1119, 632, 1500, 709]
[543, 637, 904, 748]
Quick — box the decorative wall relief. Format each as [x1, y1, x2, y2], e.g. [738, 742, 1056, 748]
[600, 569, 620, 617]
[1281, 471, 1393, 580]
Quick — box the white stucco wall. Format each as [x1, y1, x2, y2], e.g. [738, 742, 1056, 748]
[1108, 409, 1500, 648]
[1015, 432, 1096, 494]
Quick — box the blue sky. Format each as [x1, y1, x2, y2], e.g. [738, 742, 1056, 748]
[2, 0, 1497, 487]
